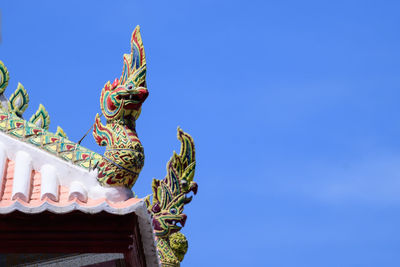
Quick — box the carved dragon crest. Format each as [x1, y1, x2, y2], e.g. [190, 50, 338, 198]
[93, 26, 149, 188]
[146, 128, 197, 266]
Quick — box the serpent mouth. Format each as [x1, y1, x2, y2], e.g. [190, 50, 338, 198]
[165, 216, 187, 228]
[116, 88, 149, 109]
[119, 94, 142, 102]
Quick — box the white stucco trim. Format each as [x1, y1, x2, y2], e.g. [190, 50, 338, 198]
[12, 150, 32, 202]
[40, 164, 60, 201]
[0, 131, 132, 202]
[68, 181, 88, 202]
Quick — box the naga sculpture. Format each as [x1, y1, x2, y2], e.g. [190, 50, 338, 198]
[146, 128, 197, 266]
[0, 27, 148, 189]
[93, 26, 148, 188]
[0, 25, 198, 267]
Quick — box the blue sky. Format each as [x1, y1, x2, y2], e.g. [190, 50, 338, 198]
[2, 1, 400, 266]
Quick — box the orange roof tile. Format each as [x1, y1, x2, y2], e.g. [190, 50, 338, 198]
[0, 158, 144, 214]
[0, 157, 159, 267]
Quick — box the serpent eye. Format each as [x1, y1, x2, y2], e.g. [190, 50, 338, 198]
[170, 207, 177, 215]
[127, 83, 134, 90]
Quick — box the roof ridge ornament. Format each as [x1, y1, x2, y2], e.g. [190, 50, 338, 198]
[29, 104, 50, 130]
[56, 126, 68, 139]
[8, 82, 29, 117]
[0, 61, 102, 170]
[146, 128, 197, 266]
[0, 61, 9, 94]
[93, 25, 149, 188]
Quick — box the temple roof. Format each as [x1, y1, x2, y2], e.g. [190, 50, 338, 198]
[0, 129, 159, 267]
[0, 153, 144, 215]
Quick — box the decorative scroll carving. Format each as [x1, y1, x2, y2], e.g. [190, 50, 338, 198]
[29, 104, 50, 130]
[9, 83, 29, 117]
[0, 61, 102, 169]
[0, 61, 9, 94]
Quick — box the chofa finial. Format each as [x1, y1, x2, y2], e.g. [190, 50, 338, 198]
[92, 25, 148, 188]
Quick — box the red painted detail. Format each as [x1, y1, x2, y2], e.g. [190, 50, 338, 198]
[106, 97, 116, 111]
[112, 78, 119, 88]
[130, 136, 140, 142]
[124, 103, 141, 110]
[0, 115, 8, 120]
[131, 29, 145, 65]
[137, 88, 149, 98]
[115, 173, 124, 180]
[95, 136, 102, 144]
[82, 154, 89, 160]
[107, 179, 116, 185]
[33, 129, 42, 135]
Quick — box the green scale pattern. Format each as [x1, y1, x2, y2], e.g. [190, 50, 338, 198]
[0, 111, 103, 169]
[0, 60, 103, 172]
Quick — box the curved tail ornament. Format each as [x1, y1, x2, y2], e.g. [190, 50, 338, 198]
[146, 128, 198, 267]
